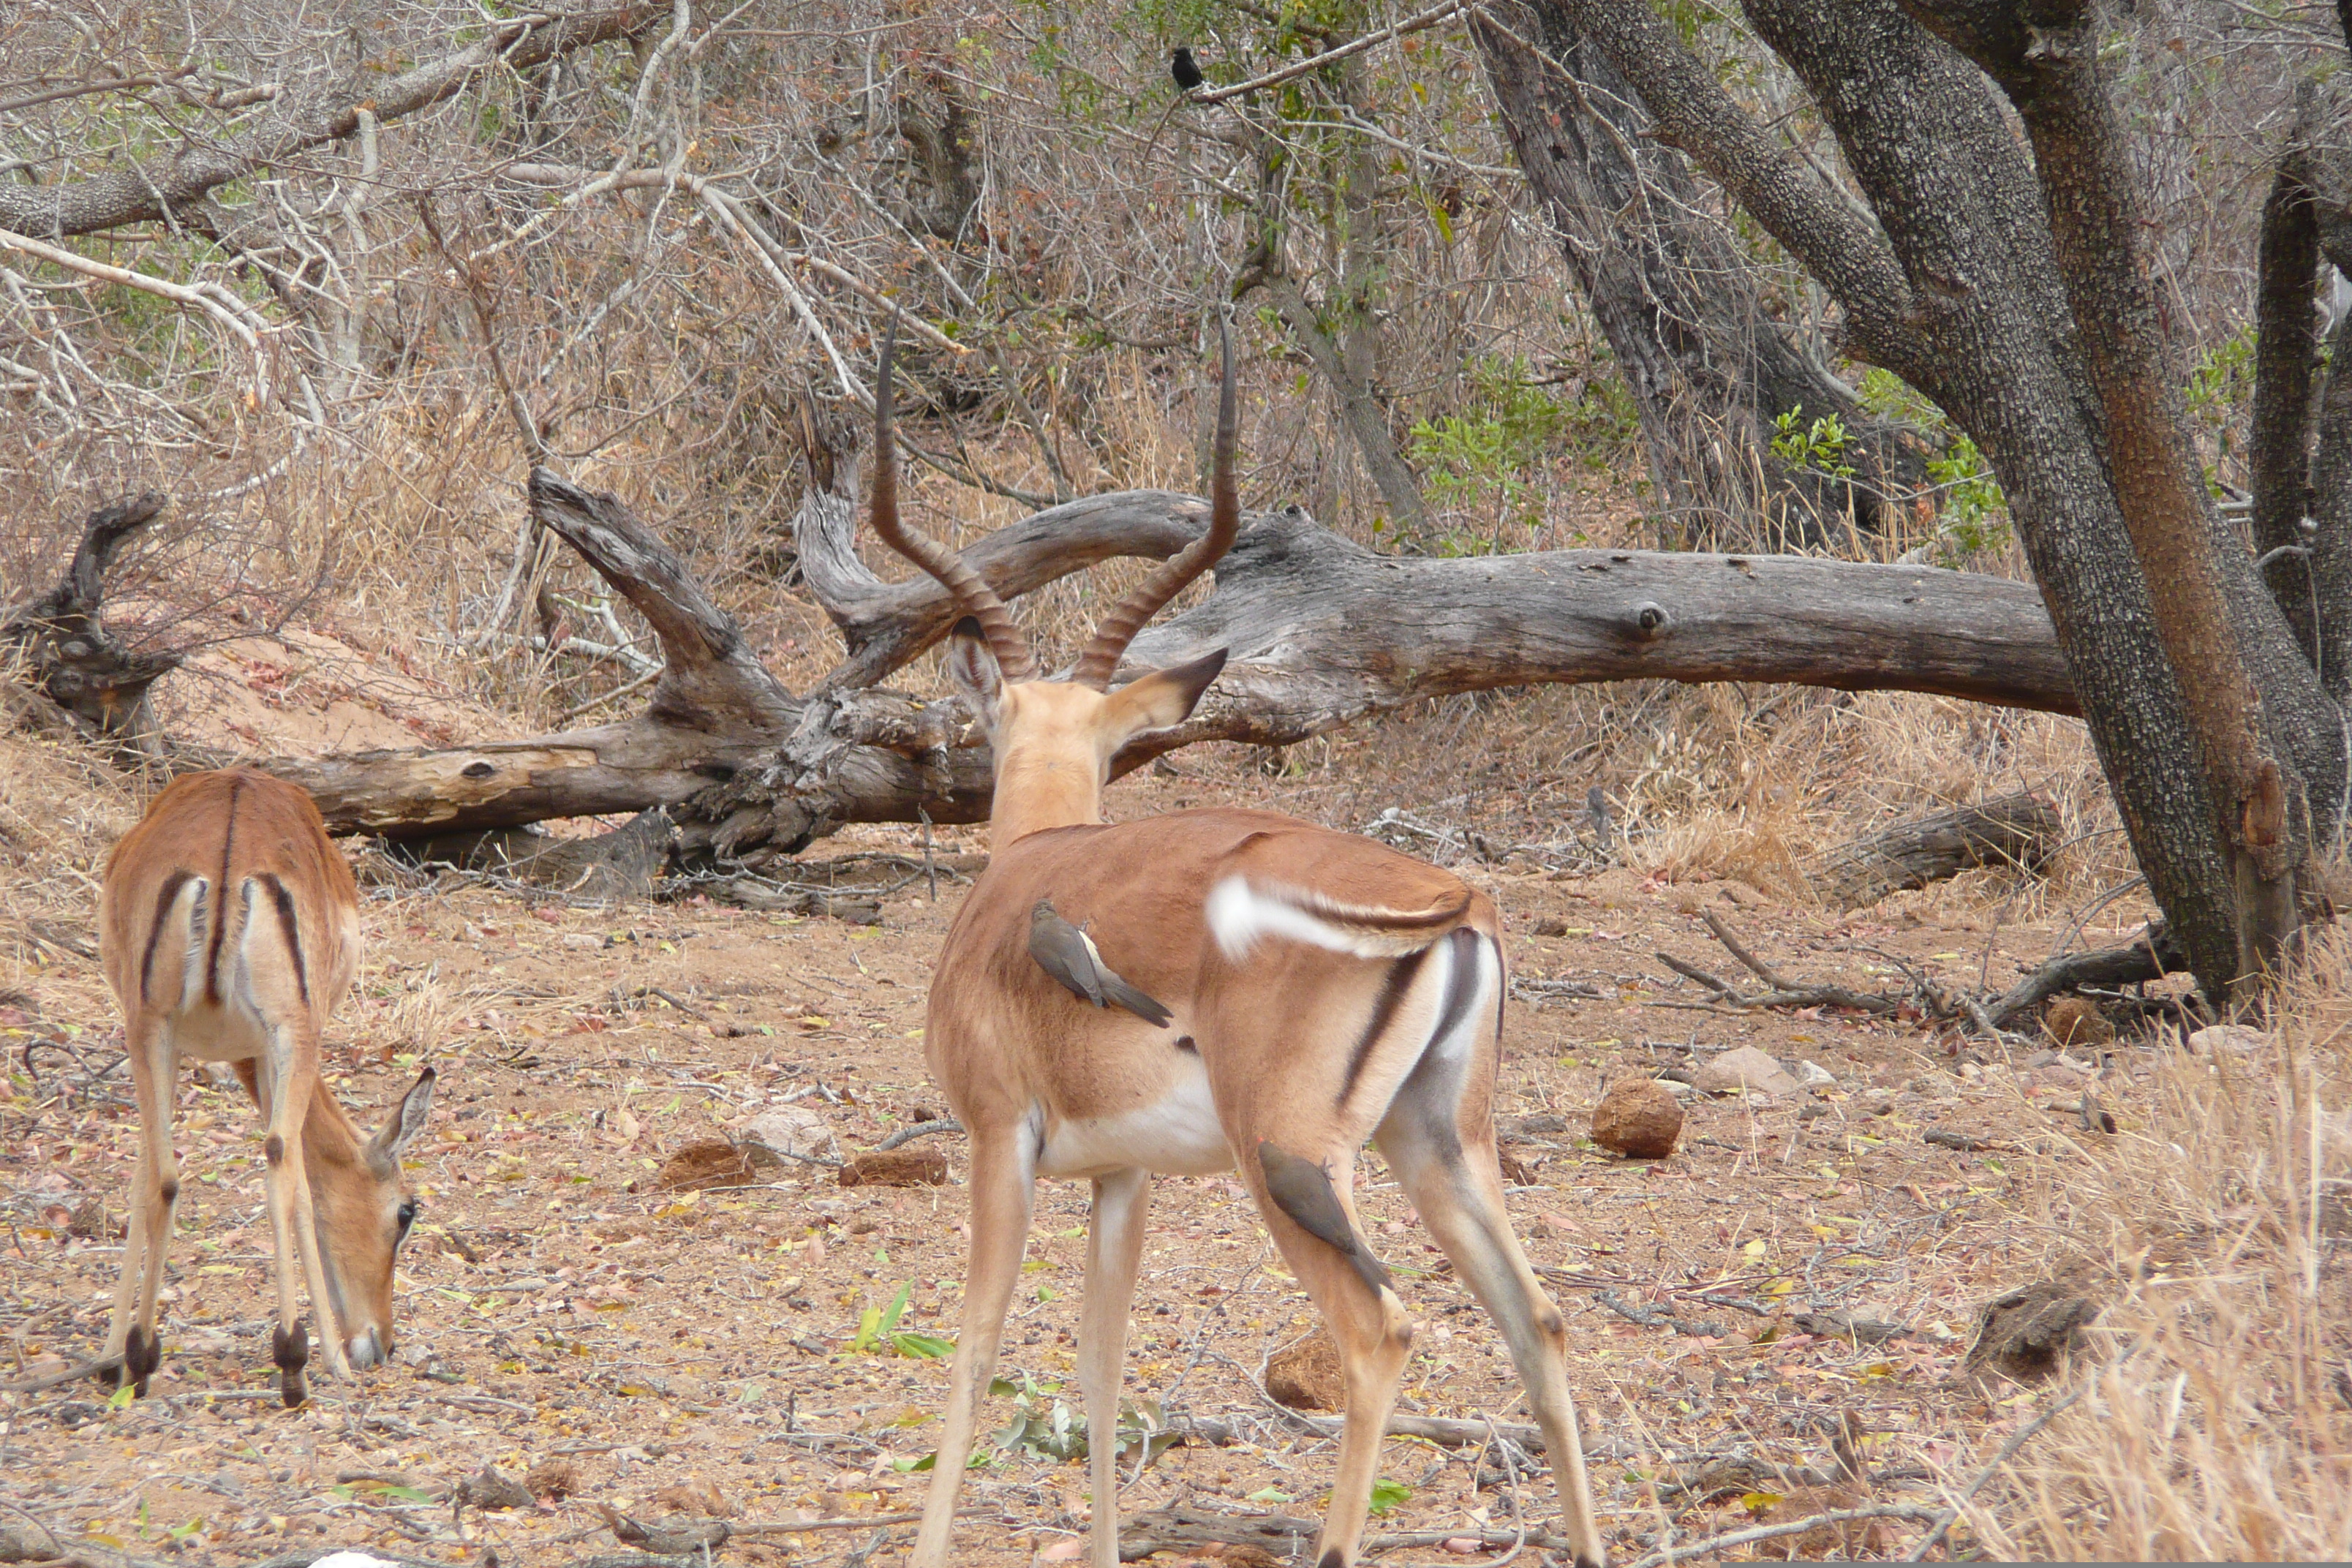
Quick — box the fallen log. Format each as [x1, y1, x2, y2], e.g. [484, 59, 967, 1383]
[266, 472, 2073, 848]
[1807, 788, 2061, 909]
[11, 461, 2078, 857]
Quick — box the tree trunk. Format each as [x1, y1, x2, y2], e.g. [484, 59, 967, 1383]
[1474, 1, 1922, 551]
[1544, 0, 2351, 1000]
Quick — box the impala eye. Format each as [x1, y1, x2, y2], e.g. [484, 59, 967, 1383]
[396, 1199, 418, 1234]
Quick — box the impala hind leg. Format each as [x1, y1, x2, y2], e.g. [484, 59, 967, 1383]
[103, 1014, 178, 1396]
[911, 1132, 1036, 1568]
[1077, 1167, 1152, 1568]
[1378, 1098, 1607, 1567]
[1238, 1137, 1411, 1568]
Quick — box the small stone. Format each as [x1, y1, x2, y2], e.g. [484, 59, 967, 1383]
[1264, 1332, 1345, 1411]
[2189, 1024, 2268, 1055]
[2043, 995, 2114, 1048]
[1692, 1044, 1800, 1098]
[1795, 1059, 1836, 1090]
[740, 1105, 838, 1164]
[837, 1147, 949, 1187]
[1590, 1078, 1684, 1159]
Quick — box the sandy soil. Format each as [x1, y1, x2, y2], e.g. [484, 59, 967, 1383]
[0, 770, 2146, 1567]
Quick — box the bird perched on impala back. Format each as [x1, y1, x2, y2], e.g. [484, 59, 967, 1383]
[1029, 900, 1174, 1027]
[1171, 45, 1204, 93]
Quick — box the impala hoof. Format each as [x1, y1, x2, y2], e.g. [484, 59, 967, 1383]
[121, 1325, 161, 1398]
[274, 1321, 311, 1407]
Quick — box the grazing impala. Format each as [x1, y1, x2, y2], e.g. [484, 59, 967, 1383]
[878, 323, 1607, 1568]
[98, 769, 434, 1407]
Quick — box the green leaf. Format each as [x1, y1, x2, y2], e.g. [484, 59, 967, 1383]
[108, 1384, 135, 1411]
[878, 1281, 913, 1336]
[1368, 1477, 1413, 1515]
[851, 1305, 884, 1354]
[1247, 1485, 1292, 1504]
[891, 1332, 956, 1360]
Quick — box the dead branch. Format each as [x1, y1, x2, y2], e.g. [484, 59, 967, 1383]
[1, 491, 176, 755]
[0, 10, 662, 241]
[1809, 791, 2062, 910]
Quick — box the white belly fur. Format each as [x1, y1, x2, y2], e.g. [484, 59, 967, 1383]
[1038, 1059, 1234, 1179]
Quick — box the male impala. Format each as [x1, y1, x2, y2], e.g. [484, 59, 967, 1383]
[875, 323, 1607, 1568]
[98, 769, 434, 1406]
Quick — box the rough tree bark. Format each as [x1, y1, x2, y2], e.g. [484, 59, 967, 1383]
[1474, 1, 1921, 549]
[1538, 0, 2350, 999]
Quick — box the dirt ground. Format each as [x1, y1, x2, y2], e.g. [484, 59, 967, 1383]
[0, 762, 2155, 1567]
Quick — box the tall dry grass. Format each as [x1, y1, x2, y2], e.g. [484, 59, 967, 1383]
[1938, 926, 2352, 1560]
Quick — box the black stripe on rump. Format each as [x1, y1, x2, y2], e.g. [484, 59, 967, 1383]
[1336, 943, 1431, 1111]
[204, 774, 245, 1003]
[140, 868, 196, 1007]
[255, 872, 309, 1006]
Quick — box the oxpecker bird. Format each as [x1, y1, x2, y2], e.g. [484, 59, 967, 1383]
[1029, 900, 1174, 1027]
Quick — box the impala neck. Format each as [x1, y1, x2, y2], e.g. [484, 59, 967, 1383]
[984, 684, 1114, 849]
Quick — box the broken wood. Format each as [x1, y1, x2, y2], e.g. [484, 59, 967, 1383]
[1986, 923, 2184, 1029]
[1, 492, 177, 755]
[15, 464, 2078, 864]
[1808, 788, 2061, 909]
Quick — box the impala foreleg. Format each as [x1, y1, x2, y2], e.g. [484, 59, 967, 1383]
[105, 1013, 178, 1396]
[1379, 1110, 1606, 1565]
[1246, 1138, 1411, 1568]
[912, 1132, 1036, 1568]
[1078, 1166, 1153, 1568]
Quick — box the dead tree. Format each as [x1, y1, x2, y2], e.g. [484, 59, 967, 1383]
[230, 453, 2073, 862]
[1808, 791, 2059, 911]
[0, 493, 176, 758]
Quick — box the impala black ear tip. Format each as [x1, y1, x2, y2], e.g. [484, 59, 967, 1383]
[951, 615, 985, 641]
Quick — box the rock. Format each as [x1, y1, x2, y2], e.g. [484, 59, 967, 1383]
[1795, 1059, 1836, 1090]
[1590, 1079, 1684, 1159]
[837, 1147, 949, 1187]
[1692, 1045, 1800, 1098]
[1965, 1278, 2099, 1379]
[2189, 1024, 2268, 1055]
[2043, 995, 2115, 1048]
[456, 1466, 535, 1512]
[525, 1459, 581, 1501]
[1794, 1310, 1910, 1344]
[1529, 916, 1569, 937]
[1264, 1332, 1345, 1411]
[741, 1105, 838, 1164]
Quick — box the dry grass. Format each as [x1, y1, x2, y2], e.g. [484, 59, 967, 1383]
[1947, 925, 2352, 1561]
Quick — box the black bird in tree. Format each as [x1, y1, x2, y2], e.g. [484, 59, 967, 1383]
[1170, 46, 1204, 93]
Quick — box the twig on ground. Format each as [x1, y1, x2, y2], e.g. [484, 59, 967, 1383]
[1904, 1386, 2087, 1560]
[1620, 1504, 1948, 1568]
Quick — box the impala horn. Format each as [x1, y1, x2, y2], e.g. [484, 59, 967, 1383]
[870, 314, 1038, 682]
[1070, 314, 1240, 690]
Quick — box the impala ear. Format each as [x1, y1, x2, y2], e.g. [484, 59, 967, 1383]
[372, 1066, 436, 1163]
[1103, 648, 1228, 739]
[945, 616, 1004, 733]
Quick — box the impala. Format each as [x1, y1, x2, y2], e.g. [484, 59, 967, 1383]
[97, 769, 434, 1407]
[876, 322, 1607, 1568]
